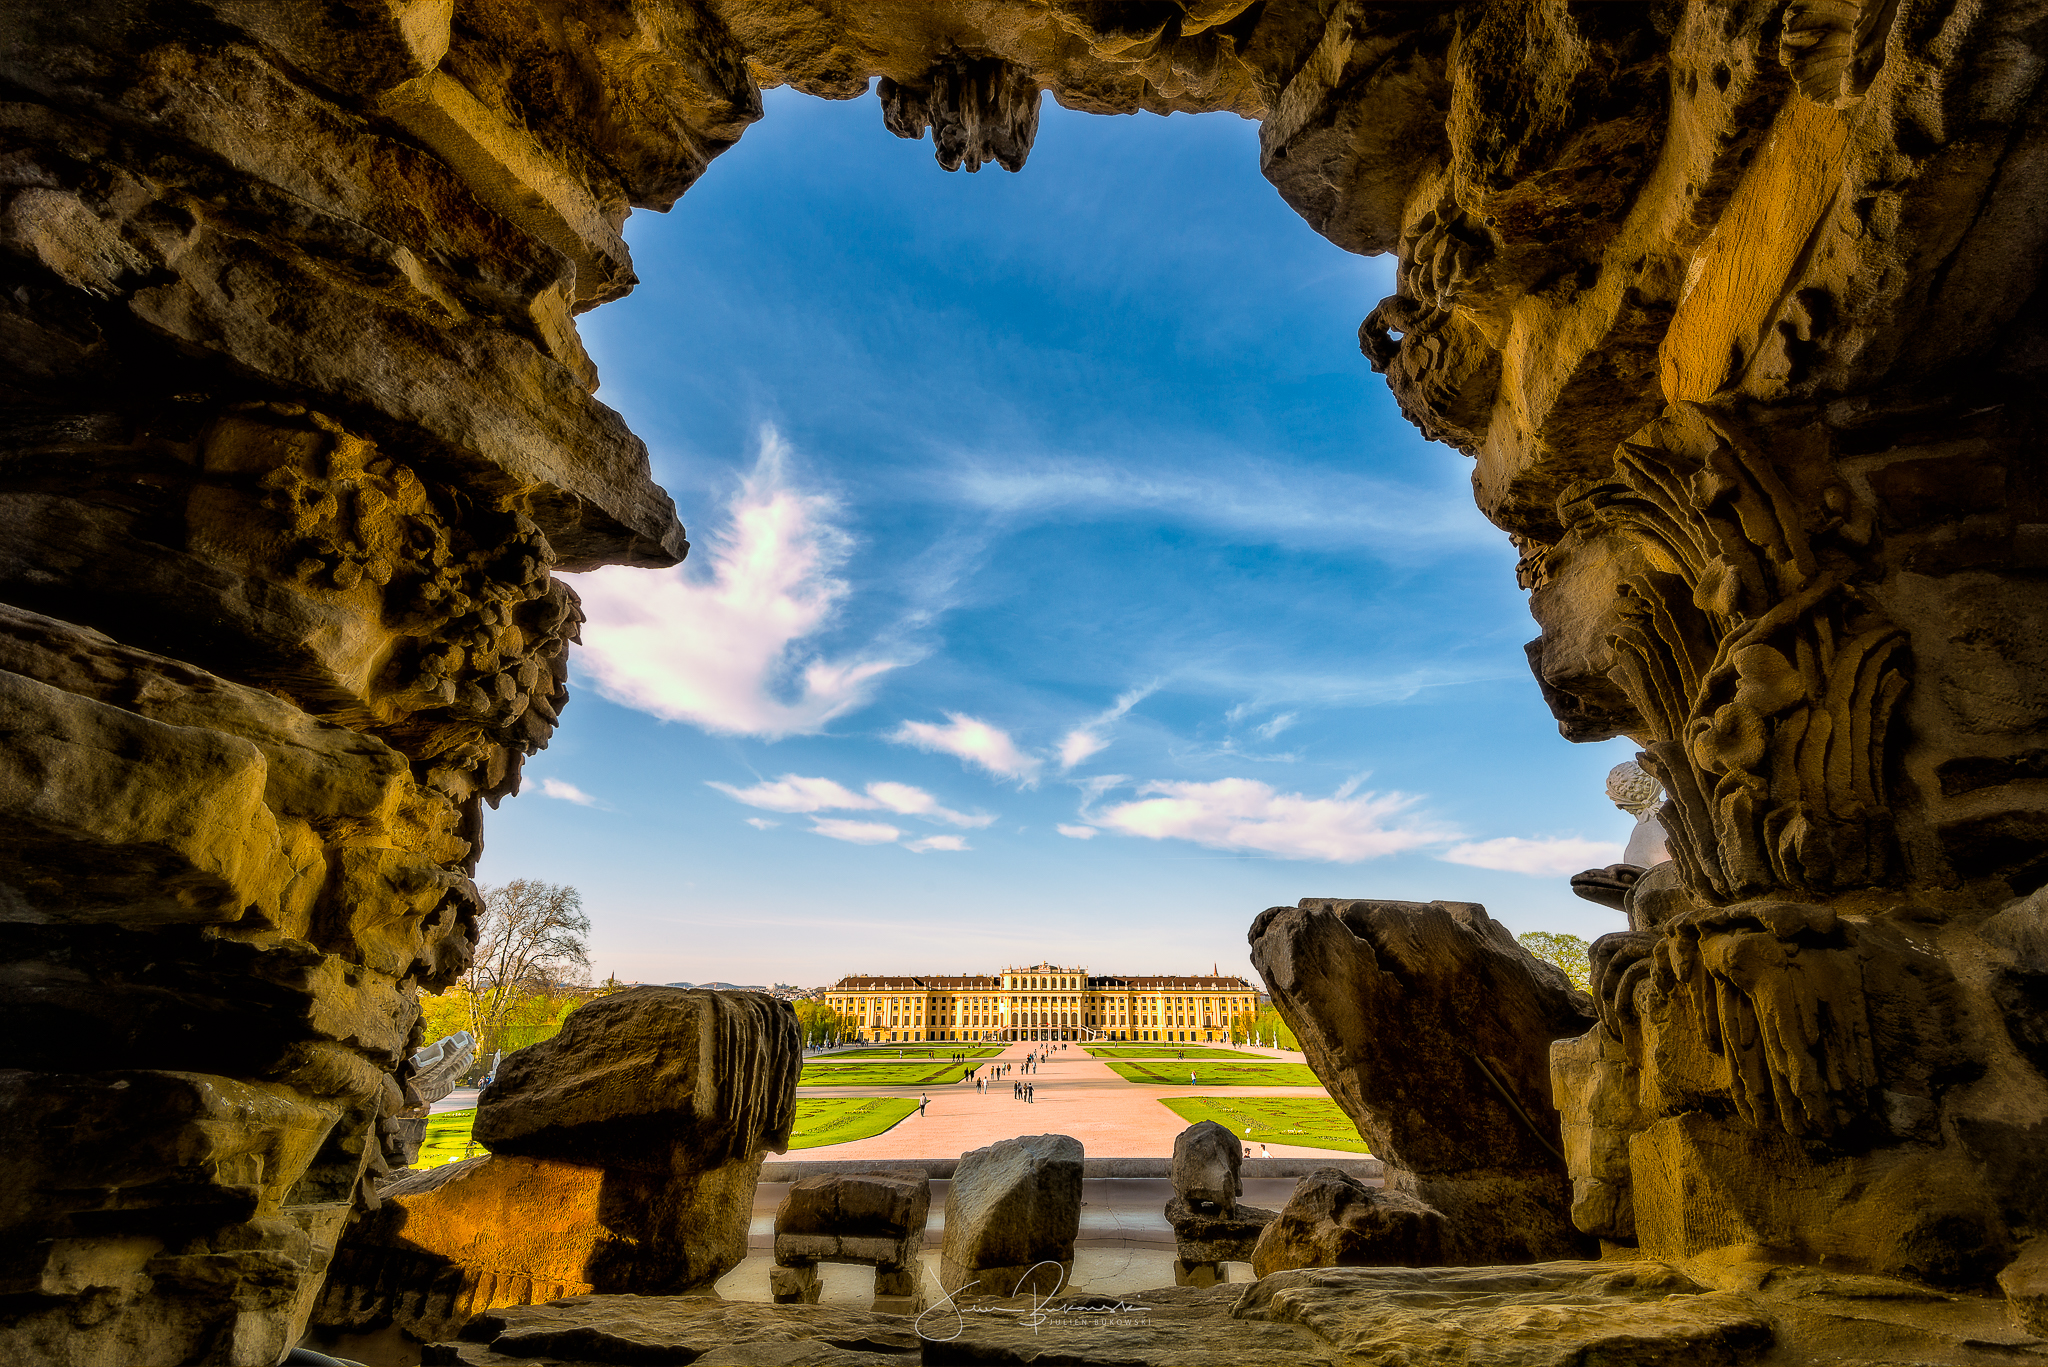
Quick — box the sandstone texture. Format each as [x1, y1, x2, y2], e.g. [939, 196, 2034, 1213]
[1250, 1168, 1447, 1276]
[428, 1285, 1342, 1367]
[313, 987, 799, 1341]
[9, 0, 2048, 1359]
[1235, 1260, 1772, 1366]
[1248, 897, 1597, 1262]
[425, 1296, 922, 1366]
[773, 1170, 931, 1310]
[939, 1133, 1083, 1299]
[1167, 1194, 1276, 1287]
[1171, 1118, 1243, 1214]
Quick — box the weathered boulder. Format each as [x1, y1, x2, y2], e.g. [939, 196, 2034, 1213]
[314, 988, 799, 1342]
[424, 1296, 922, 1366]
[428, 1285, 1342, 1367]
[1233, 1261, 1772, 1366]
[1249, 899, 1596, 1263]
[939, 1133, 1082, 1298]
[1167, 1194, 1277, 1287]
[1171, 1119, 1243, 1214]
[475, 987, 798, 1169]
[2004, 1239, 2048, 1337]
[1251, 1168, 1448, 1275]
[772, 1170, 930, 1311]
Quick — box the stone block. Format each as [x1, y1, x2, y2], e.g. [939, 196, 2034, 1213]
[939, 1133, 1082, 1298]
[1172, 1119, 1243, 1214]
[1248, 898, 1595, 1262]
[1233, 1261, 1771, 1365]
[774, 1169, 929, 1263]
[1167, 1195, 1277, 1264]
[2002, 1238, 2048, 1337]
[316, 988, 800, 1340]
[769, 1264, 820, 1305]
[1251, 1168, 1447, 1276]
[476, 986, 800, 1170]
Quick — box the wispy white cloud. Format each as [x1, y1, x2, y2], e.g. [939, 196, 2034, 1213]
[571, 428, 911, 738]
[891, 713, 1042, 785]
[710, 774, 992, 828]
[1057, 683, 1157, 771]
[1253, 711, 1298, 741]
[1095, 777, 1453, 862]
[810, 818, 902, 845]
[744, 817, 779, 830]
[1440, 836, 1624, 877]
[709, 774, 869, 813]
[945, 457, 1491, 556]
[538, 778, 599, 807]
[905, 835, 970, 853]
[865, 781, 994, 828]
[1056, 824, 1098, 840]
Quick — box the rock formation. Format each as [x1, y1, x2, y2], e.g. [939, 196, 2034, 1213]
[313, 987, 798, 1342]
[1171, 1119, 1244, 1215]
[1235, 1261, 1773, 1366]
[1169, 1195, 1277, 1288]
[7, 0, 2048, 1358]
[771, 1169, 931, 1313]
[1249, 898, 1598, 1263]
[1167, 1120, 1274, 1285]
[939, 1132, 1083, 1299]
[1251, 1168, 1446, 1277]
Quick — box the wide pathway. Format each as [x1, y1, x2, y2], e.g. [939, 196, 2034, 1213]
[793, 1041, 1353, 1161]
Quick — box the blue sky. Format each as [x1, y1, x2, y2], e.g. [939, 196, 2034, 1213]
[475, 87, 1639, 987]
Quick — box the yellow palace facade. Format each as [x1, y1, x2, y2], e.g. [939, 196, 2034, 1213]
[825, 961, 1258, 1044]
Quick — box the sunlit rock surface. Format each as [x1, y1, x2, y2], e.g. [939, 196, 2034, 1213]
[312, 987, 798, 1341]
[1250, 898, 1597, 1263]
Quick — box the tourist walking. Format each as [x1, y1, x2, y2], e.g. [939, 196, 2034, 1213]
[1026, 1083, 1033, 1103]
[920, 1093, 929, 1116]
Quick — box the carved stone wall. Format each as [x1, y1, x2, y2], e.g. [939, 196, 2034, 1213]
[5, 0, 2048, 1360]
[1, 2, 710, 1361]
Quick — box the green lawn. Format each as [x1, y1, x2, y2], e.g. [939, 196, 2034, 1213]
[412, 1098, 917, 1162]
[1160, 1097, 1372, 1154]
[819, 1046, 1004, 1060]
[1106, 1061, 1324, 1087]
[418, 1108, 481, 1166]
[787, 1098, 921, 1149]
[1083, 1045, 1270, 1060]
[798, 1060, 977, 1087]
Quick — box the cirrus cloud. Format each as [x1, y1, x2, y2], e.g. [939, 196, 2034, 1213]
[891, 713, 1042, 785]
[571, 428, 911, 739]
[1095, 777, 1453, 862]
[1057, 683, 1157, 771]
[538, 778, 599, 807]
[1056, 824, 1098, 839]
[1439, 836, 1625, 877]
[809, 818, 903, 845]
[710, 773, 993, 828]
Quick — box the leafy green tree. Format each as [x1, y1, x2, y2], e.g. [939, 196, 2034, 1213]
[1229, 1004, 1298, 1050]
[791, 998, 846, 1047]
[1518, 930, 1592, 993]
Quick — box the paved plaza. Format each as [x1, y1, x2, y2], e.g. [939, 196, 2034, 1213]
[794, 1040, 1347, 1160]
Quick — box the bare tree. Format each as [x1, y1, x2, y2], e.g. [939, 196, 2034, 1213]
[463, 880, 592, 1062]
